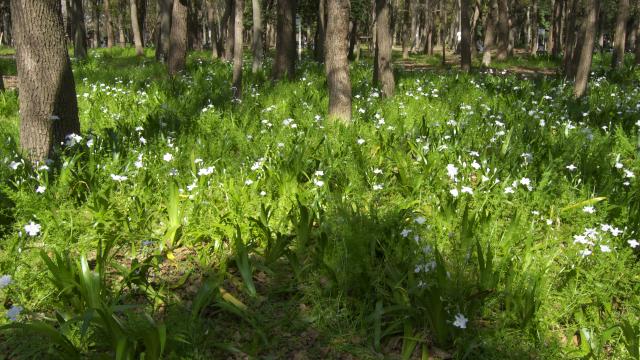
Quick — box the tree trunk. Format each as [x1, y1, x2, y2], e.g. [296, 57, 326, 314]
[232, 0, 243, 98]
[104, 0, 114, 47]
[551, 0, 563, 56]
[117, 10, 126, 47]
[496, 0, 508, 59]
[348, 20, 358, 60]
[137, 0, 147, 44]
[636, 0, 640, 64]
[2, 0, 12, 46]
[482, 0, 497, 66]
[223, 0, 234, 60]
[470, 0, 480, 54]
[325, 0, 351, 122]
[574, 0, 597, 97]
[91, 0, 100, 47]
[402, 0, 411, 59]
[130, 0, 145, 55]
[460, 0, 471, 71]
[11, 0, 80, 161]
[272, 0, 296, 79]
[206, 0, 219, 58]
[530, 0, 538, 54]
[251, 0, 263, 72]
[157, 0, 173, 61]
[563, 0, 578, 77]
[612, 0, 629, 68]
[70, 0, 88, 60]
[168, 0, 188, 75]
[374, 0, 394, 96]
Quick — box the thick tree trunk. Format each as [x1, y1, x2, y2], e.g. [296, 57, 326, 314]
[12, 0, 80, 161]
[325, 0, 351, 122]
[374, 0, 394, 96]
[251, 0, 263, 72]
[272, 0, 296, 79]
[157, 0, 173, 61]
[70, 0, 88, 60]
[496, 0, 508, 59]
[232, 0, 243, 98]
[530, 0, 538, 54]
[574, 0, 598, 97]
[168, 0, 188, 75]
[130, 0, 145, 55]
[460, 0, 471, 71]
[104, 0, 115, 47]
[612, 0, 629, 68]
[482, 0, 497, 66]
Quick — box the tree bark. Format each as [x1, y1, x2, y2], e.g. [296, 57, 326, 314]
[374, 0, 394, 97]
[574, 0, 597, 97]
[70, 0, 88, 60]
[91, 0, 100, 47]
[232, 0, 243, 98]
[206, 0, 219, 58]
[530, 0, 538, 54]
[401, 0, 411, 59]
[12, 0, 80, 161]
[612, 0, 629, 68]
[460, 0, 471, 71]
[482, 0, 497, 66]
[224, 0, 234, 60]
[168, 0, 188, 75]
[130, 0, 145, 55]
[325, 0, 351, 122]
[315, 0, 326, 62]
[496, 0, 508, 60]
[272, 0, 296, 79]
[348, 20, 358, 60]
[157, 0, 173, 61]
[251, 0, 263, 72]
[563, 0, 578, 77]
[104, 0, 115, 47]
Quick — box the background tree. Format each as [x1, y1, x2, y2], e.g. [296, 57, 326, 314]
[325, 0, 352, 122]
[612, 0, 629, 68]
[11, 0, 80, 161]
[157, 0, 173, 61]
[574, 0, 598, 97]
[496, 0, 509, 59]
[232, 0, 243, 98]
[252, 0, 263, 72]
[130, 0, 145, 55]
[373, 0, 394, 97]
[483, 0, 498, 66]
[168, 0, 188, 75]
[460, 0, 471, 71]
[70, 0, 88, 60]
[272, 0, 296, 79]
[104, 0, 115, 47]
[314, 0, 326, 61]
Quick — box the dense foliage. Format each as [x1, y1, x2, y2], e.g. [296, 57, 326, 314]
[0, 48, 640, 358]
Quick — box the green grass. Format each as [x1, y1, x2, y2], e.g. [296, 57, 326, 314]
[0, 47, 640, 359]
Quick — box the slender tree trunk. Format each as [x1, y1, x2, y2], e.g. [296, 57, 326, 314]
[374, 0, 394, 96]
[574, 0, 598, 97]
[482, 0, 497, 66]
[2, 0, 12, 46]
[551, 0, 563, 56]
[130, 0, 145, 55]
[206, 0, 219, 58]
[157, 0, 173, 61]
[91, 0, 100, 47]
[325, 0, 351, 122]
[70, 0, 88, 60]
[168, 0, 188, 75]
[470, 0, 480, 54]
[223, 0, 234, 60]
[232, 0, 243, 98]
[530, 0, 538, 54]
[348, 20, 358, 60]
[314, 0, 326, 61]
[496, 0, 508, 59]
[12, 0, 80, 161]
[272, 0, 296, 79]
[251, 0, 263, 72]
[104, 0, 115, 47]
[460, 0, 471, 71]
[612, 0, 629, 68]
[137, 0, 147, 44]
[563, 0, 578, 76]
[117, 10, 126, 47]
[402, 0, 411, 59]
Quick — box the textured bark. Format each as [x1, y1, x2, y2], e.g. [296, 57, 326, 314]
[374, 0, 394, 97]
[612, 0, 629, 68]
[496, 0, 508, 60]
[168, 0, 188, 75]
[130, 0, 145, 55]
[460, 0, 471, 71]
[574, 0, 597, 97]
[530, 0, 538, 54]
[232, 0, 243, 98]
[272, 0, 296, 79]
[325, 0, 351, 122]
[206, 0, 219, 58]
[314, 0, 326, 62]
[157, 0, 173, 61]
[70, 0, 88, 60]
[12, 0, 80, 161]
[482, 0, 497, 66]
[251, 0, 263, 72]
[104, 0, 115, 47]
